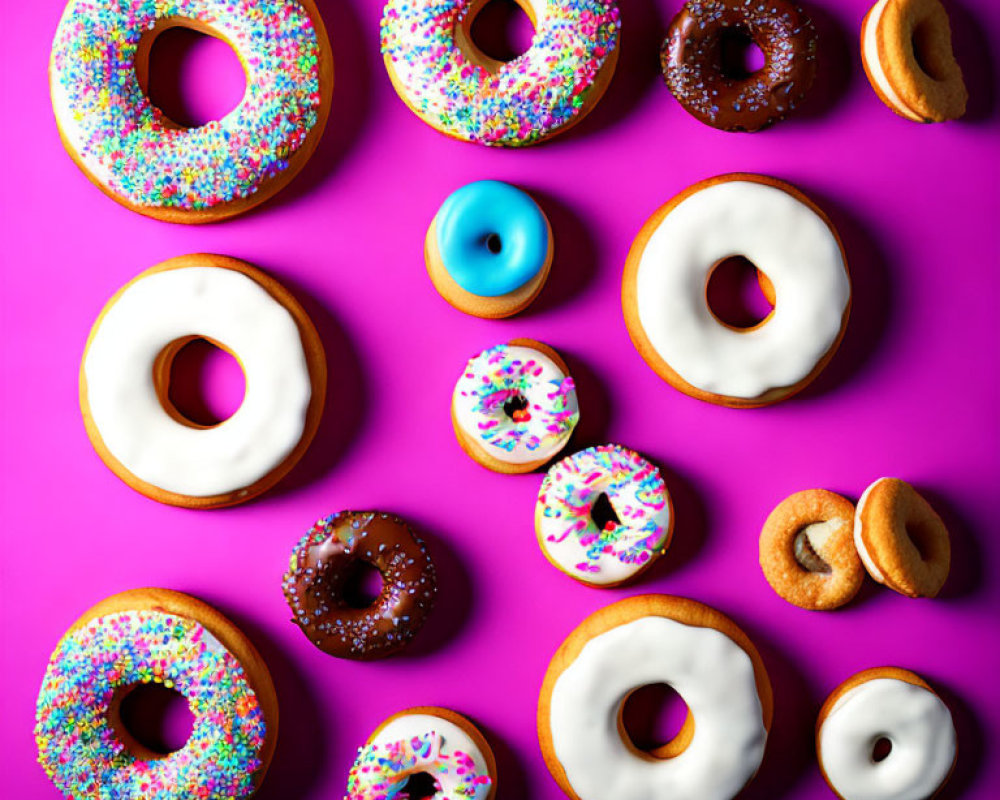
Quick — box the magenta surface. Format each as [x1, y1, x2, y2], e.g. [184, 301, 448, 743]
[2, 1, 999, 798]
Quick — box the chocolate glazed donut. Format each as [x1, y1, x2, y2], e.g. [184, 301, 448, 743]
[282, 511, 437, 659]
[662, 0, 818, 131]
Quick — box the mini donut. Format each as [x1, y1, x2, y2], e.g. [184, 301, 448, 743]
[80, 254, 326, 509]
[817, 667, 957, 800]
[854, 477, 951, 598]
[538, 594, 773, 800]
[425, 180, 554, 319]
[861, 0, 967, 123]
[379, 0, 621, 146]
[759, 489, 864, 610]
[536, 444, 673, 587]
[50, 0, 333, 223]
[452, 339, 579, 474]
[346, 706, 497, 799]
[35, 588, 278, 799]
[622, 173, 851, 408]
[662, 0, 818, 132]
[282, 511, 437, 660]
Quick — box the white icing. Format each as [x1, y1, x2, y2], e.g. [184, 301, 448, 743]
[863, 0, 924, 122]
[83, 266, 313, 497]
[819, 678, 956, 800]
[854, 478, 892, 583]
[549, 616, 767, 800]
[634, 180, 849, 400]
[801, 519, 842, 552]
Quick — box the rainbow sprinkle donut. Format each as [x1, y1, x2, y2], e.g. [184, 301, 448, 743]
[380, 0, 621, 145]
[49, 0, 333, 222]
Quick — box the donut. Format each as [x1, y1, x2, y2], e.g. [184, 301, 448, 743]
[282, 511, 437, 660]
[452, 339, 579, 473]
[346, 707, 496, 799]
[854, 477, 951, 598]
[861, 0, 967, 123]
[425, 180, 554, 319]
[50, 0, 333, 223]
[817, 667, 957, 800]
[538, 594, 773, 800]
[35, 588, 277, 799]
[759, 489, 864, 610]
[379, 0, 621, 146]
[622, 173, 851, 408]
[662, 0, 818, 132]
[535, 445, 673, 587]
[80, 254, 326, 508]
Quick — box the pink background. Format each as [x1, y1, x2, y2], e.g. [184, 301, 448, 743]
[3, 0, 1000, 797]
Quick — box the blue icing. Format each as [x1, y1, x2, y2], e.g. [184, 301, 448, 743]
[435, 180, 550, 297]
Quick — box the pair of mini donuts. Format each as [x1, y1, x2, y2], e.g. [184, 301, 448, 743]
[760, 477, 951, 610]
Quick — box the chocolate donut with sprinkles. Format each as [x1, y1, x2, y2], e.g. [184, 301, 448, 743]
[282, 511, 437, 660]
[380, 0, 621, 145]
[662, 0, 818, 132]
[49, 0, 333, 222]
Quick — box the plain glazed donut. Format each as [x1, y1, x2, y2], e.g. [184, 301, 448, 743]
[35, 588, 277, 799]
[282, 511, 437, 660]
[538, 595, 773, 800]
[80, 254, 326, 508]
[622, 173, 850, 407]
[380, 0, 621, 146]
[817, 667, 957, 800]
[346, 707, 497, 799]
[50, 0, 333, 223]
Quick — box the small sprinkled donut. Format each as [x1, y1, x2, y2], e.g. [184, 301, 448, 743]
[80, 254, 326, 508]
[861, 0, 967, 122]
[759, 489, 864, 610]
[50, 0, 333, 222]
[622, 173, 851, 407]
[426, 180, 554, 319]
[854, 477, 951, 598]
[817, 667, 957, 800]
[662, 0, 818, 132]
[346, 707, 496, 799]
[536, 445, 673, 587]
[379, 0, 621, 146]
[282, 511, 437, 660]
[538, 595, 773, 800]
[35, 588, 277, 800]
[452, 339, 580, 474]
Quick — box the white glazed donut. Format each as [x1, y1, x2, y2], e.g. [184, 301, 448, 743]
[80, 254, 326, 508]
[817, 668, 957, 800]
[622, 173, 850, 407]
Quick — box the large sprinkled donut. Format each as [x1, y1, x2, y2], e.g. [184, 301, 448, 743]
[35, 588, 277, 800]
[50, 0, 333, 222]
[622, 173, 850, 407]
[379, 0, 621, 146]
[282, 511, 437, 660]
[536, 445, 673, 587]
[80, 254, 326, 508]
[538, 595, 772, 800]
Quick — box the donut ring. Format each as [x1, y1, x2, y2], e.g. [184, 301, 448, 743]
[451, 338, 579, 474]
[347, 707, 497, 799]
[622, 173, 851, 408]
[817, 667, 957, 800]
[426, 180, 554, 319]
[282, 511, 437, 660]
[855, 477, 951, 598]
[80, 254, 326, 508]
[379, 0, 621, 146]
[50, 0, 333, 223]
[662, 0, 818, 132]
[759, 489, 864, 610]
[861, 0, 967, 122]
[35, 588, 277, 799]
[538, 595, 773, 800]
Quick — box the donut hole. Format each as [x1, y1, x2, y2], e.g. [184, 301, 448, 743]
[719, 28, 766, 80]
[590, 492, 621, 532]
[114, 683, 195, 757]
[706, 256, 775, 330]
[160, 338, 246, 428]
[904, 519, 936, 562]
[911, 21, 948, 82]
[503, 393, 530, 420]
[872, 736, 893, 763]
[466, 0, 536, 67]
[397, 771, 440, 799]
[485, 232, 504, 254]
[621, 683, 693, 759]
[341, 560, 385, 609]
